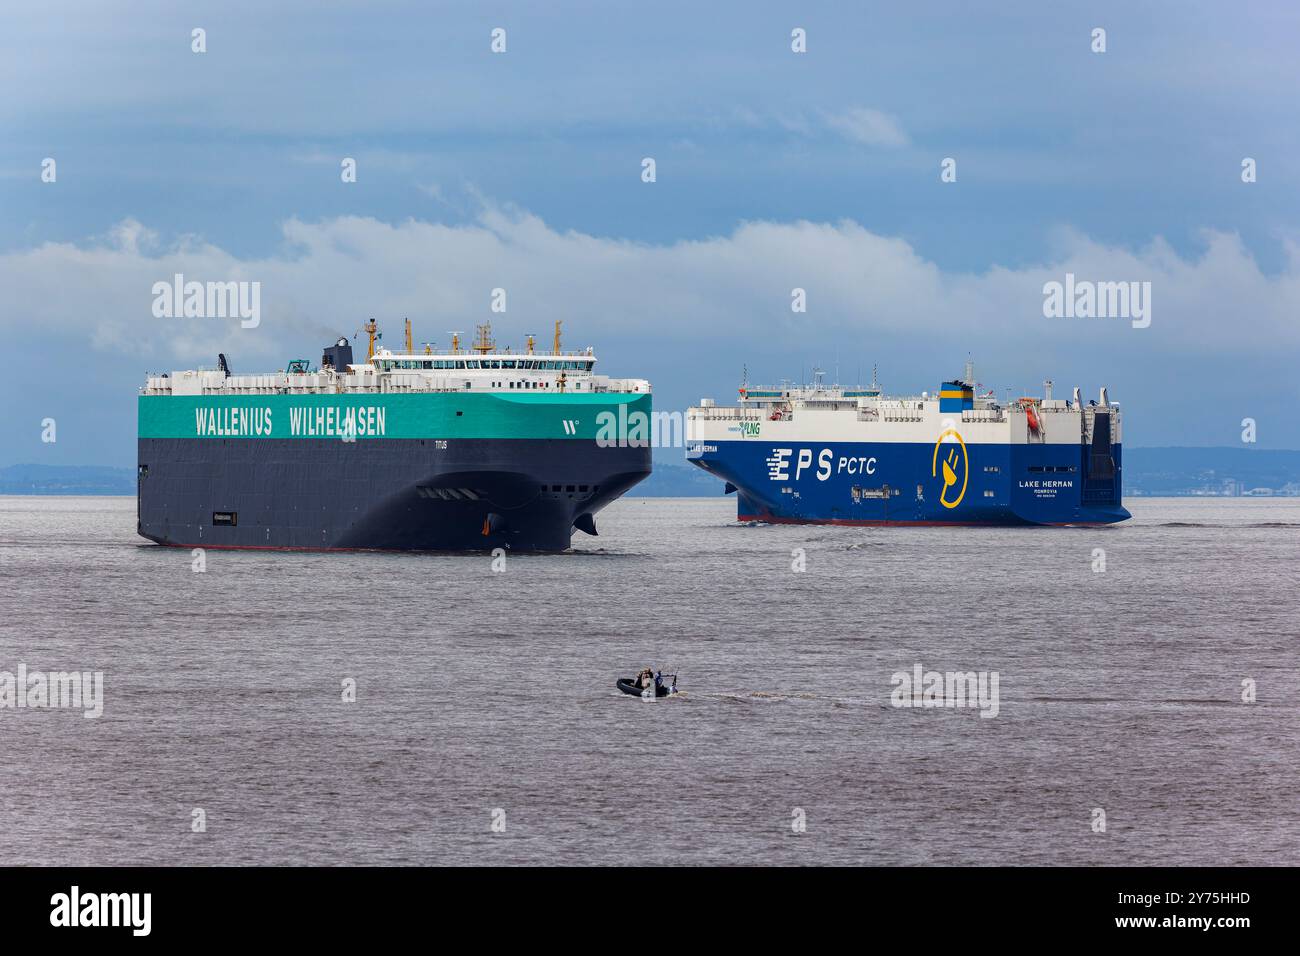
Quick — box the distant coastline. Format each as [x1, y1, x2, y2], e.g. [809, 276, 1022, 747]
[5, 449, 1300, 498]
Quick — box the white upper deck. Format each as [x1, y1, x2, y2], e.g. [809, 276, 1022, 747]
[688, 371, 1121, 446]
[142, 322, 652, 397]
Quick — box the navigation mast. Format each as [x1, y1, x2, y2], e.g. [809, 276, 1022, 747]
[362, 318, 379, 360]
[472, 323, 495, 355]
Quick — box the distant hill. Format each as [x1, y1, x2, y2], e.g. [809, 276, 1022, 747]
[637, 462, 725, 497]
[1122, 447, 1300, 497]
[4, 449, 1299, 497]
[0, 464, 135, 495]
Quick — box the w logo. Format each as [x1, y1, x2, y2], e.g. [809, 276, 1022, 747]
[561, 419, 579, 435]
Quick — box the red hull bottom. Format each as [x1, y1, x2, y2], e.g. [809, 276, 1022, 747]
[737, 514, 1116, 528]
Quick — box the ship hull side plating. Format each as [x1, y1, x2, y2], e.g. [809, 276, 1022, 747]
[689, 439, 1128, 526]
[138, 437, 650, 551]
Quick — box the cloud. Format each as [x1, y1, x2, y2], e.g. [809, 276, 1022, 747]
[5, 205, 1300, 453]
[822, 107, 910, 147]
[1, 206, 1297, 380]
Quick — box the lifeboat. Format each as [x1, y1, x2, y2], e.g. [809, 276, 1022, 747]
[1019, 398, 1041, 434]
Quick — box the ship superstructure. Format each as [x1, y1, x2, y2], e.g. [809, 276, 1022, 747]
[686, 366, 1128, 526]
[138, 322, 652, 550]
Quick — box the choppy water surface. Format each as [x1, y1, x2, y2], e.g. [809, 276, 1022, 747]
[1, 495, 1297, 865]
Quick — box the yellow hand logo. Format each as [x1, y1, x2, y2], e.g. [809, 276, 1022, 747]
[931, 429, 968, 509]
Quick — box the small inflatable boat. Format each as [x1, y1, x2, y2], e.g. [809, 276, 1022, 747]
[617, 677, 671, 698]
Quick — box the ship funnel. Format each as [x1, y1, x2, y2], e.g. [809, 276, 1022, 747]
[1072, 386, 1081, 408]
[1099, 386, 1110, 407]
[1043, 379, 1053, 401]
[322, 338, 354, 372]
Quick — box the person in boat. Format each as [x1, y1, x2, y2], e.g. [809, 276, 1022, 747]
[635, 667, 654, 689]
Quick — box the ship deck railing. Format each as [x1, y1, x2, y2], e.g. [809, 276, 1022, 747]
[688, 407, 764, 421]
[142, 374, 650, 396]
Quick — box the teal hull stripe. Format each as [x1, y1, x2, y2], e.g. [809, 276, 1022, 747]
[138, 392, 652, 440]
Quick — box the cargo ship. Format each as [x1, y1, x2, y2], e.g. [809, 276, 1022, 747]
[137, 321, 652, 550]
[686, 365, 1128, 526]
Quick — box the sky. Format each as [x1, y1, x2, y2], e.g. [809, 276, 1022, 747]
[4, 0, 1300, 467]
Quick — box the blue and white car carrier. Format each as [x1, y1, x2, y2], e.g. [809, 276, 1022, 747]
[686, 367, 1128, 527]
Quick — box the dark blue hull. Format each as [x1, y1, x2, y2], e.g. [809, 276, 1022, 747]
[687, 439, 1128, 526]
[137, 438, 650, 551]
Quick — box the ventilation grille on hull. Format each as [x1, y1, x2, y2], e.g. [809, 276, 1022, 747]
[416, 487, 483, 501]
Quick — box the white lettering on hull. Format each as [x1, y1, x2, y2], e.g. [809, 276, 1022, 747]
[191, 406, 388, 437]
